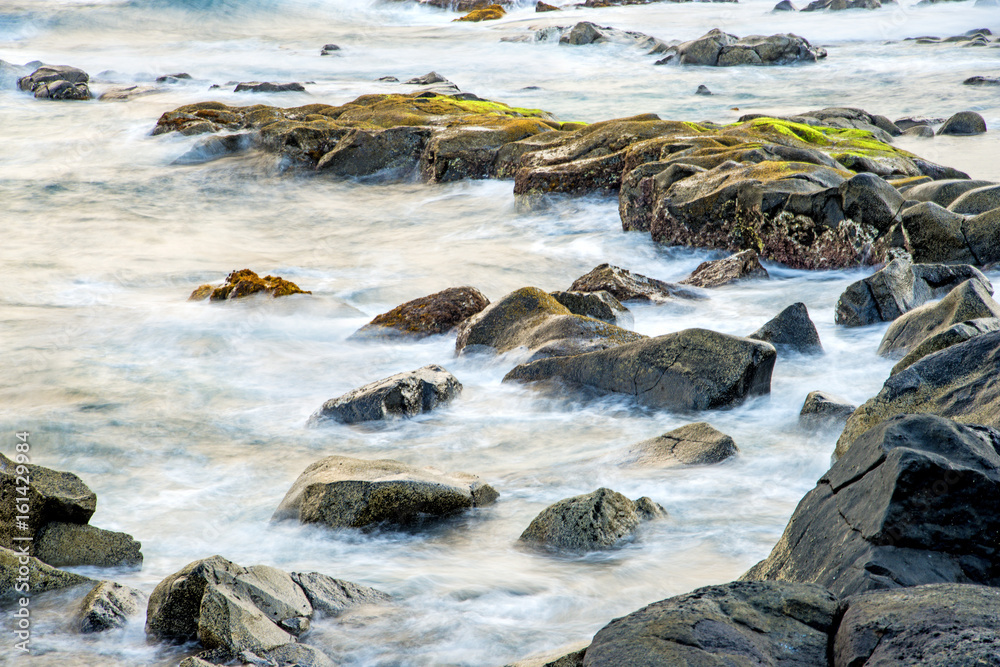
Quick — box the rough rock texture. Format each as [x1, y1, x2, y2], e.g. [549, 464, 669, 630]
[0, 546, 94, 599]
[504, 329, 776, 411]
[548, 290, 633, 329]
[877, 277, 1000, 356]
[746, 414, 1000, 597]
[679, 249, 769, 288]
[748, 302, 822, 353]
[271, 455, 498, 530]
[891, 317, 1000, 375]
[568, 264, 701, 302]
[233, 82, 306, 93]
[454, 4, 506, 20]
[947, 183, 1000, 215]
[99, 84, 159, 101]
[350, 286, 489, 340]
[455, 286, 644, 359]
[77, 580, 148, 633]
[582, 581, 838, 667]
[892, 201, 977, 264]
[655, 29, 827, 67]
[189, 269, 310, 301]
[17, 65, 91, 99]
[905, 179, 995, 208]
[837, 330, 1000, 455]
[964, 207, 1000, 265]
[798, 390, 856, 428]
[627, 422, 738, 466]
[518, 488, 665, 553]
[833, 584, 1000, 667]
[35, 522, 143, 569]
[289, 571, 390, 616]
[936, 111, 988, 136]
[308, 364, 461, 425]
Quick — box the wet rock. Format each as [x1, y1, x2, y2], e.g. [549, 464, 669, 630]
[505, 645, 587, 667]
[833, 584, 1000, 667]
[680, 249, 768, 288]
[536, 0, 560, 9]
[963, 207, 1000, 265]
[584, 581, 838, 666]
[658, 29, 826, 66]
[189, 269, 310, 301]
[35, 522, 142, 569]
[504, 328, 776, 410]
[560, 22, 605, 46]
[0, 452, 96, 549]
[548, 290, 633, 328]
[894, 116, 942, 131]
[173, 133, 253, 166]
[902, 124, 934, 138]
[17, 65, 91, 100]
[747, 414, 1000, 597]
[454, 4, 506, 20]
[877, 277, 1000, 356]
[748, 302, 822, 353]
[289, 572, 390, 616]
[271, 455, 497, 530]
[947, 183, 1000, 215]
[98, 84, 159, 101]
[350, 286, 488, 340]
[773, 0, 799, 9]
[627, 422, 738, 466]
[891, 317, 1000, 375]
[904, 178, 995, 208]
[839, 172, 906, 233]
[316, 126, 431, 179]
[0, 546, 94, 599]
[77, 580, 148, 633]
[233, 82, 306, 93]
[964, 75, 1000, 86]
[259, 644, 336, 667]
[308, 364, 461, 425]
[518, 488, 665, 553]
[694, 84, 713, 95]
[320, 44, 340, 55]
[569, 263, 700, 302]
[156, 72, 191, 83]
[404, 71, 449, 85]
[893, 201, 976, 264]
[455, 286, 644, 359]
[377, 76, 399, 82]
[799, 390, 856, 428]
[937, 111, 987, 136]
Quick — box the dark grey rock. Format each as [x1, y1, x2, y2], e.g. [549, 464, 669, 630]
[937, 111, 988, 136]
[17, 65, 91, 99]
[799, 390, 856, 428]
[891, 317, 1000, 375]
[156, 72, 191, 83]
[559, 22, 606, 46]
[748, 302, 822, 353]
[694, 84, 713, 95]
[569, 263, 703, 302]
[838, 172, 906, 234]
[964, 207, 1000, 265]
[964, 75, 1000, 86]
[947, 184, 1000, 215]
[895, 201, 975, 264]
[233, 82, 305, 93]
[548, 290, 633, 329]
[404, 71, 449, 85]
[904, 178, 995, 207]
[680, 249, 768, 288]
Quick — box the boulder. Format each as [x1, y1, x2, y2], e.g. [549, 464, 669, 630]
[583, 580, 838, 666]
[233, 82, 306, 93]
[893, 201, 976, 264]
[568, 264, 701, 302]
[17, 65, 91, 100]
[627, 422, 738, 466]
[271, 455, 498, 530]
[965, 76, 1000, 86]
[77, 580, 148, 633]
[349, 286, 489, 340]
[833, 584, 1000, 667]
[559, 22, 605, 46]
[189, 269, 310, 301]
[904, 178, 995, 208]
[748, 302, 822, 353]
[936, 111, 987, 136]
[659, 29, 826, 66]
[548, 290, 633, 329]
[877, 277, 1000, 356]
[902, 124, 934, 138]
[963, 207, 1000, 265]
[308, 364, 461, 425]
[891, 317, 1000, 375]
[679, 249, 768, 288]
[35, 522, 142, 569]
[773, 0, 799, 8]
[289, 572, 390, 616]
[316, 126, 432, 179]
[320, 44, 340, 55]
[744, 414, 1000, 597]
[455, 287, 644, 359]
[838, 172, 906, 233]
[536, 1, 559, 9]
[156, 72, 192, 83]
[0, 546, 94, 599]
[504, 329, 776, 411]
[798, 390, 856, 428]
[694, 84, 713, 95]
[518, 488, 665, 553]
[0, 452, 96, 549]
[404, 71, 448, 85]
[454, 5, 506, 21]
[947, 184, 1000, 215]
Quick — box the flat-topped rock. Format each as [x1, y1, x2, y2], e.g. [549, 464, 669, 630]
[627, 422, 738, 466]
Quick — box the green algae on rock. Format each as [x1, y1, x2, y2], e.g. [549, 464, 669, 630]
[189, 269, 310, 301]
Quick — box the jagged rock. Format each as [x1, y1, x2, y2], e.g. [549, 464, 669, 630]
[404, 72, 449, 85]
[308, 364, 461, 425]
[680, 249, 768, 288]
[504, 329, 776, 410]
[289, 572, 390, 616]
[891, 317, 1000, 375]
[17, 65, 91, 99]
[584, 581, 838, 666]
[350, 286, 488, 340]
[627, 422, 738, 466]
[548, 290, 633, 329]
[272, 455, 497, 530]
[77, 581, 148, 633]
[0, 546, 94, 599]
[799, 390, 856, 428]
[947, 184, 1000, 215]
[745, 414, 1000, 597]
[568, 264, 701, 302]
[518, 488, 665, 553]
[937, 111, 987, 136]
[233, 82, 306, 93]
[189, 269, 310, 301]
[35, 522, 142, 569]
[656, 29, 826, 66]
[748, 302, 822, 353]
[877, 277, 1000, 356]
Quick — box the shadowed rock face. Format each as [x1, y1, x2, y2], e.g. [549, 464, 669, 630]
[748, 302, 822, 353]
[799, 390, 856, 429]
[891, 317, 1000, 375]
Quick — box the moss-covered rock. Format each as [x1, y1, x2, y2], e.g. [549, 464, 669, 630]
[189, 269, 310, 301]
[453, 4, 505, 20]
[1, 546, 94, 600]
[35, 522, 142, 569]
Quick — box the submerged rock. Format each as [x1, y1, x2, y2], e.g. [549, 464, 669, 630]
[655, 29, 826, 66]
[98, 84, 159, 101]
[189, 269, 310, 301]
[679, 249, 768, 288]
[350, 286, 489, 340]
[627, 422, 738, 466]
[289, 572, 391, 616]
[798, 390, 856, 428]
[748, 302, 822, 353]
[77, 580, 148, 633]
[0, 546, 94, 599]
[568, 263, 701, 302]
[233, 82, 306, 93]
[271, 455, 497, 530]
[18, 65, 91, 100]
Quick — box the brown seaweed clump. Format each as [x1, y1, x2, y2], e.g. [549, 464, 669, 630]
[188, 269, 311, 301]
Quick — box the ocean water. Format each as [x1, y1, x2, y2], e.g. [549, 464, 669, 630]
[1, 0, 998, 664]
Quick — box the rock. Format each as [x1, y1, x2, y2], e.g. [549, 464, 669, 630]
[289, 572, 390, 616]
[773, 0, 799, 8]
[315, 125, 431, 179]
[536, 0, 560, 9]
[0, 546, 94, 599]
[947, 184, 1000, 215]
[156, 72, 191, 83]
[937, 111, 988, 136]
[799, 390, 856, 428]
[568, 263, 701, 302]
[173, 133, 253, 166]
[308, 364, 461, 426]
[839, 330, 1000, 454]
[559, 22, 605, 46]
[838, 172, 906, 233]
[77, 580, 148, 633]
[659, 29, 826, 66]
[904, 178, 995, 208]
[505, 645, 587, 667]
[0, 452, 96, 549]
[189, 269, 310, 301]
[259, 643, 337, 667]
[233, 82, 305, 93]
[833, 584, 1000, 667]
[35, 522, 142, 569]
[583, 580, 838, 667]
[349, 286, 488, 340]
[745, 414, 1000, 596]
[964, 75, 1000, 86]
[893, 202, 976, 264]
[518, 488, 664, 553]
[680, 249, 768, 288]
[320, 44, 340, 55]
[877, 277, 1000, 356]
[98, 84, 159, 101]
[377, 76, 399, 82]
[271, 455, 497, 530]
[454, 287, 644, 359]
[891, 317, 1000, 375]
[963, 207, 1000, 265]
[902, 124, 934, 138]
[694, 84, 713, 95]
[548, 290, 633, 329]
[504, 329, 776, 410]
[748, 302, 822, 353]
[454, 4, 505, 20]
[627, 422, 738, 466]
[404, 72, 448, 85]
[17, 65, 91, 100]
[894, 117, 943, 132]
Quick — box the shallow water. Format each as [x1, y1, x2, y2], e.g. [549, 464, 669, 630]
[2, 0, 999, 664]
